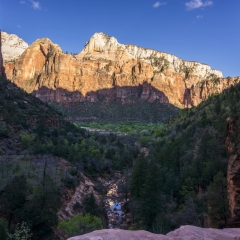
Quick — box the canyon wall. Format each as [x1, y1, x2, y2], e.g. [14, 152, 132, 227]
[4, 32, 239, 108]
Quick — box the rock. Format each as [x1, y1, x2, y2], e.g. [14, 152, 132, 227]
[67, 226, 240, 240]
[1, 31, 28, 61]
[57, 171, 99, 221]
[3, 31, 239, 108]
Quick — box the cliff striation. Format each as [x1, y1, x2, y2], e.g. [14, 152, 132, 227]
[4, 32, 239, 108]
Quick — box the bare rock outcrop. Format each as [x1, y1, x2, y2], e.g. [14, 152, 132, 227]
[67, 225, 240, 240]
[58, 174, 97, 221]
[1, 31, 28, 62]
[4, 32, 239, 107]
[1, 32, 28, 61]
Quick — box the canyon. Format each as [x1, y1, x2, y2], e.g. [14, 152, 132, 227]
[2, 31, 240, 239]
[2, 31, 239, 108]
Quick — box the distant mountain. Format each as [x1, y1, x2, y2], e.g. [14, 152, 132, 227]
[1, 31, 28, 61]
[2, 31, 239, 111]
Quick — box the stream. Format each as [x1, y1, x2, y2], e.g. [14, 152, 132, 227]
[103, 178, 130, 229]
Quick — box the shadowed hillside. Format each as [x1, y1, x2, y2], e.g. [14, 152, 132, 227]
[128, 83, 240, 233]
[0, 76, 140, 239]
[42, 83, 179, 123]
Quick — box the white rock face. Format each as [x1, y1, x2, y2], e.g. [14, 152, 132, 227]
[79, 32, 223, 79]
[1, 31, 28, 62]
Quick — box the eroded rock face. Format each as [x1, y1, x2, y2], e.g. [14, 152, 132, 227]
[1, 31, 28, 62]
[4, 32, 239, 107]
[58, 173, 96, 221]
[67, 226, 240, 240]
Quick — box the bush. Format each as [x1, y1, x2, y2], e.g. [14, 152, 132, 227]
[61, 168, 80, 189]
[58, 213, 103, 237]
[20, 133, 35, 149]
[8, 222, 32, 240]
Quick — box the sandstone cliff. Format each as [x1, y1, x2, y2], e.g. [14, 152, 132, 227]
[4, 32, 239, 108]
[67, 226, 240, 240]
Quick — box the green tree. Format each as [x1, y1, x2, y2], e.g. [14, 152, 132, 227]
[8, 222, 32, 240]
[130, 154, 147, 199]
[83, 193, 99, 217]
[25, 176, 60, 237]
[207, 171, 229, 227]
[58, 213, 103, 237]
[0, 218, 8, 240]
[0, 175, 28, 228]
[20, 133, 35, 149]
[138, 162, 164, 231]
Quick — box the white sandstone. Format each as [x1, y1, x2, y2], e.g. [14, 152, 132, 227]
[79, 32, 223, 79]
[1, 31, 28, 62]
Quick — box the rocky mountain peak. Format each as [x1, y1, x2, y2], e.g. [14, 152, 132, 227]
[1, 31, 28, 62]
[80, 32, 123, 54]
[79, 32, 223, 79]
[4, 31, 235, 108]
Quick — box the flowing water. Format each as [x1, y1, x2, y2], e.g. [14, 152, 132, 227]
[105, 180, 125, 228]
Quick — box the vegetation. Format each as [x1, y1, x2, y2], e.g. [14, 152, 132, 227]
[51, 100, 178, 124]
[1, 72, 240, 238]
[8, 222, 32, 240]
[129, 84, 240, 233]
[75, 121, 164, 134]
[0, 76, 138, 238]
[58, 213, 103, 238]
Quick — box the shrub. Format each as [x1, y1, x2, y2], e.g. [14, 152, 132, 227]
[8, 222, 32, 240]
[20, 133, 35, 149]
[58, 213, 103, 237]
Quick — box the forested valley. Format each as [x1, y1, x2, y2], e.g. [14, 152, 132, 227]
[1, 74, 240, 239]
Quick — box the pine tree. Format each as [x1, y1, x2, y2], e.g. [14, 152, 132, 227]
[208, 171, 229, 227]
[130, 154, 147, 199]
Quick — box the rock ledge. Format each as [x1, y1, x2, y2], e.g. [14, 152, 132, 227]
[68, 225, 240, 240]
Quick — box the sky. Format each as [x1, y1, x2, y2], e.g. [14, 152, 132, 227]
[0, 0, 239, 77]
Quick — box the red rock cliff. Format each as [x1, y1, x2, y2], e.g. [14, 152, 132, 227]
[3, 32, 240, 107]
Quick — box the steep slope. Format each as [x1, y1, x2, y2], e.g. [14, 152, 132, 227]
[128, 83, 240, 233]
[0, 75, 139, 239]
[3, 32, 239, 109]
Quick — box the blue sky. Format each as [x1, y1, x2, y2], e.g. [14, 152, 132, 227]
[1, 0, 239, 77]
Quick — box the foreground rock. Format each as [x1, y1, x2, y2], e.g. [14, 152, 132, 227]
[3, 31, 240, 107]
[68, 226, 240, 240]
